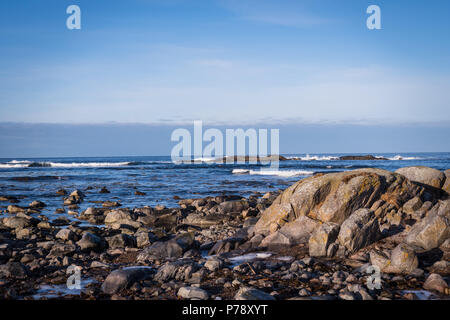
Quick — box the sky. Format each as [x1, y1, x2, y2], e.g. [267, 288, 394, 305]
[0, 0, 449, 156]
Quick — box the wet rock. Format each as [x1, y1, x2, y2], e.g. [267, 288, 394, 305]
[309, 222, 340, 257]
[150, 240, 181, 258]
[153, 260, 200, 283]
[76, 232, 107, 252]
[0, 262, 28, 279]
[101, 267, 154, 295]
[396, 166, 446, 189]
[337, 208, 380, 253]
[29, 200, 46, 209]
[135, 231, 157, 248]
[56, 189, 67, 195]
[70, 189, 84, 198]
[64, 190, 84, 205]
[177, 286, 209, 300]
[339, 155, 387, 161]
[106, 234, 136, 248]
[423, 273, 448, 294]
[208, 237, 244, 255]
[99, 187, 110, 194]
[37, 221, 52, 230]
[104, 209, 140, 228]
[103, 201, 121, 208]
[298, 288, 311, 297]
[3, 216, 32, 230]
[218, 200, 249, 214]
[406, 200, 450, 250]
[81, 207, 102, 217]
[234, 287, 275, 300]
[429, 260, 450, 275]
[55, 228, 78, 241]
[183, 213, 227, 227]
[204, 257, 223, 272]
[138, 233, 194, 259]
[339, 290, 356, 300]
[7, 205, 26, 214]
[48, 243, 76, 257]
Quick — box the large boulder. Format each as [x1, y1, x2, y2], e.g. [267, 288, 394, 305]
[370, 244, 419, 274]
[2, 216, 32, 230]
[423, 273, 448, 294]
[337, 209, 380, 253]
[234, 287, 275, 300]
[217, 200, 249, 214]
[255, 168, 423, 234]
[104, 209, 141, 228]
[405, 200, 450, 250]
[101, 267, 154, 294]
[443, 169, 450, 194]
[76, 232, 107, 252]
[177, 286, 209, 300]
[106, 234, 136, 248]
[7, 205, 26, 214]
[395, 166, 445, 189]
[137, 232, 195, 259]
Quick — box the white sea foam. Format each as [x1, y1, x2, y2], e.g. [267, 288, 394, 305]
[7, 160, 32, 164]
[0, 163, 30, 168]
[287, 154, 339, 161]
[43, 162, 131, 168]
[387, 155, 421, 160]
[0, 161, 131, 168]
[228, 252, 273, 265]
[193, 157, 216, 162]
[232, 169, 313, 177]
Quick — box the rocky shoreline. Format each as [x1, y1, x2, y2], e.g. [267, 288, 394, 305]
[0, 166, 449, 300]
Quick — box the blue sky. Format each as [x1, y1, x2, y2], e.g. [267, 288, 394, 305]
[0, 0, 449, 155]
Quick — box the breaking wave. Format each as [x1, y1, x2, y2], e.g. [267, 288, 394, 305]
[0, 161, 133, 168]
[232, 169, 314, 177]
[386, 155, 422, 160]
[287, 155, 339, 161]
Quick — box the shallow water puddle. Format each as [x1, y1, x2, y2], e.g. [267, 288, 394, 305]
[401, 290, 436, 300]
[228, 252, 273, 267]
[275, 256, 294, 262]
[32, 279, 96, 300]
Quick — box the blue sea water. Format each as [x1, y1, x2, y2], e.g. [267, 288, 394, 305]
[0, 153, 449, 222]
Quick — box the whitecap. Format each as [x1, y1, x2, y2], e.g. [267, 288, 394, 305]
[287, 154, 339, 161]
[232, 169, 313, 177]
[387, 155, 421, 160]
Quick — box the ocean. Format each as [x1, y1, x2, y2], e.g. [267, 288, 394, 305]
[1, 152, 449, 224]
